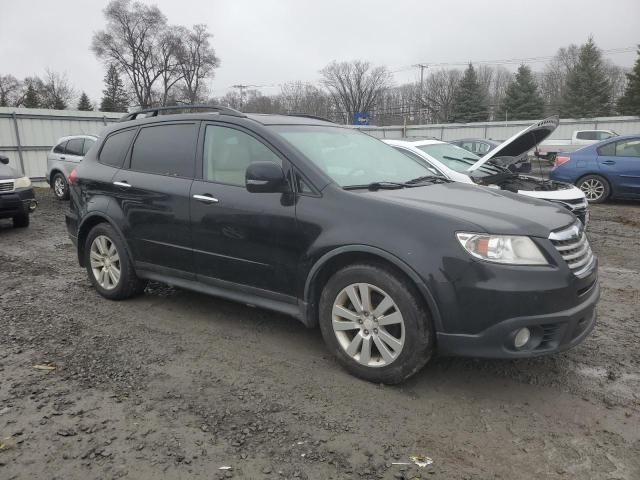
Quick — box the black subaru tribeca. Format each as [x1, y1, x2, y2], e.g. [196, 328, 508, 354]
[66, 106, 599, 384]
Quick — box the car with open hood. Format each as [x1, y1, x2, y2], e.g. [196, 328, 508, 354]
[65, 106, 599, 384]
[385, 117, 589, 225]
[0, 155, 37, 228]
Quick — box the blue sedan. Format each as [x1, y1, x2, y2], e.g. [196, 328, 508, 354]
[549, 135, 640, 203]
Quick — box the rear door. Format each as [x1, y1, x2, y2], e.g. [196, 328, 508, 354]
[111, 122, 198, 274]
[597, 138, 640, 196]
[189, 122, 298, 296]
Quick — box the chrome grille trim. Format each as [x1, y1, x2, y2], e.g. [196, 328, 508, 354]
[549, 222, 595, 277]
[0, 179, 15, 192]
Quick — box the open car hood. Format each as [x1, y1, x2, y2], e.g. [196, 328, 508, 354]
[467, 116, 559, 172]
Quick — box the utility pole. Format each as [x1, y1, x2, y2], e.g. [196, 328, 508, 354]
[413, 64, 428, 124]
[231, 84, 250, 108]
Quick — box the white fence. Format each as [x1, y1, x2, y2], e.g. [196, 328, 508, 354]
[0, 107, 123, 180]
[353, 116, 640, 141]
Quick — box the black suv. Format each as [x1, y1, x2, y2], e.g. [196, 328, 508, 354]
[66, 106, 599, 383]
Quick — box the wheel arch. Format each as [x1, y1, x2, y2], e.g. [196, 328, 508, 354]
[303, 246, 442, 331]
[49, 168, 64, 184]
[77, 213, 126, 267]
[576, 172, 614, 195]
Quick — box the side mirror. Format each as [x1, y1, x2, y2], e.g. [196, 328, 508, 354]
[246, 162, 289, 193]
[0, 155, 9, 165]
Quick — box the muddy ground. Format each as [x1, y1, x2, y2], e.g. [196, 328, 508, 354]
[1, 189, 638, 480]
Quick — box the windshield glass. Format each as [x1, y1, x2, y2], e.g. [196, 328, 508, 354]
[416, 143, 501, 176]
[272, 126, 433, 187]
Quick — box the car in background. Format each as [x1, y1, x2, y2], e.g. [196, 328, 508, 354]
[549, 135, 640, 203]
[450, 138, 530, 173]
[384, 117, 590, 225]
[536, 129, 618, 162]
[0, 155, 37, 228]
[47, 135, 97, 200]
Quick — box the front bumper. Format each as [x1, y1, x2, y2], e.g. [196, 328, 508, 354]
[0, 188, 36, 219]
[436, 278, 599, 358]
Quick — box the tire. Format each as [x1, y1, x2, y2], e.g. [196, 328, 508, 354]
[84, 223, 144, 300]
[318, 263, 434, 384]
[12, 213, 30, 228]
[577, 174, 610, 204]
[51, 172, 69, 200]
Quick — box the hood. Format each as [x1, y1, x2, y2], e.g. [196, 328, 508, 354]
[0, 162, 22, 180]
[367, 182, 575, 238]
[468, 116, 559, 172]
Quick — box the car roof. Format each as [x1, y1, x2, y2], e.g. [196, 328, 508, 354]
[56, 134, 98, 142]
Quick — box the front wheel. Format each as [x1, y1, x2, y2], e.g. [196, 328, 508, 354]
[52, 172, 69, 200]
[84, 223, 145, 300]
[577, 174, 610, 204]
[318, 264, 434, 384]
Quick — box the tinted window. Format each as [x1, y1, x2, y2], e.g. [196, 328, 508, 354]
[204, 125, 281, 186]
[53, 141, 67, 154]
[615, 139, 640, 158]
[130, 124, 197, 177]
[66, 138, 84, 156]
[597, 142, 616, 156]
[82, 138, 95, 155]
[576, 131, 596, 140]
[99, 129, 137, 168]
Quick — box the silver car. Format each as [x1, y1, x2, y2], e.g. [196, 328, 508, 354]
[46, 135, 97, 199]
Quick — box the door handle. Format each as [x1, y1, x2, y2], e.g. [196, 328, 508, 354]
[60, 156, 66, 160]
[193, 194, 219, 204]
[602, 160, 616, 165]
[113, 181, 131, 188]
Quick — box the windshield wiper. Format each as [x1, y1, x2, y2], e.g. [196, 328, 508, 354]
[344, 181, 406, 191]
[405, 175, 450, 185]
[442, 155, 477, 165]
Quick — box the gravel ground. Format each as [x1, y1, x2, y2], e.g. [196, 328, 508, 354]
[1, 188, 639, 480]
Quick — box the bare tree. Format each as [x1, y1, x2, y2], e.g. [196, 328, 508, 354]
[176, 25, 220, 104]
[92, 0, 168, 108]
[0, 74, 22, 106]
[421, 69, 462, 123]
[156, 27, 183, 106]
[37, 69, 75, 110]
[279, 82, 331, 117]
[540, 44, 580, 112]
[320, 60, 392, 123]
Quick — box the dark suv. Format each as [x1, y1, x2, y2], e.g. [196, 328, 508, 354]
[66, 106, 599, 384]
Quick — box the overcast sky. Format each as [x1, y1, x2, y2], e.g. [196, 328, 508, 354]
[1, 0, 639, 104]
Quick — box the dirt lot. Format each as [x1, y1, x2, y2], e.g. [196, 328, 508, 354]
[1, 188, 639, 480]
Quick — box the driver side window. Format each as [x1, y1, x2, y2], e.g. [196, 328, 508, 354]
[203, 125, 281, 186]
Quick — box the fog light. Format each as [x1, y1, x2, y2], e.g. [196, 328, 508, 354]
[514, 328, 531, 349]
[29, 200, 38, 212]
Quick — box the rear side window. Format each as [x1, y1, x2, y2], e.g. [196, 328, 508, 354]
[203, 125, 281, 186]
[66, 138, 84, 156]
[99, 129, 137, 168]
[597, 142, 616, 156]
[53, 141, 67, 154]
[576, 131, 596, 140]
[130, 124, 197, 177]
[82, 138, 95, 155]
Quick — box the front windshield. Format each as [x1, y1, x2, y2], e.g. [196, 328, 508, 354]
[272, 125, 433, 187]
[416, 143, 501, 177]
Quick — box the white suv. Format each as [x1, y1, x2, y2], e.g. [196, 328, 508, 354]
[46, 135, 97, 199]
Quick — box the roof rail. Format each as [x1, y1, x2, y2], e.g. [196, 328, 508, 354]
[119, 104, 246, 122]
[286, 113, 335, 124]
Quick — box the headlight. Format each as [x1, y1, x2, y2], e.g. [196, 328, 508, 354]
[456, 233, 548, 265]
[14, 176, 31, 188]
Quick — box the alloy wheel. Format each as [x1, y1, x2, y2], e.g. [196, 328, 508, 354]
[331, 283, 405, 367]
[54, 176, 65, 198]
[580, 178, 605, 201]
[90, 235, 121, 290]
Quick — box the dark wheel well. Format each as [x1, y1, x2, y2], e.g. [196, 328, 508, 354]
[49, 169, 64, 183]
[77, 216, 111, 267]
[307, 251, 433, 329]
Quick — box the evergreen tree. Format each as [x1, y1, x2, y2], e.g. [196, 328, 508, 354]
[100, 65, 129, 112]
[497, 65, 544, 120]
[617, 45, 640, 116]
[561, 37, 611, 118]
[77, 92, 93, 111]
[23, 84, 40, 108]
[451, 64, 488, 122]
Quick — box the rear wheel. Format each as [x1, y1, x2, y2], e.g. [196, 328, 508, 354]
[52, 172, 69, 200]
[577, 174, 610, 204]
[84, 223, 144, 300]
[318, 264, 434, 384]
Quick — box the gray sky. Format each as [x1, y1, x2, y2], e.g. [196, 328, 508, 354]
[1, 0, 639, 104]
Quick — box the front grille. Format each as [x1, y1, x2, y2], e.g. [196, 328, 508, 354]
[549, 222, 595, 276]
[0, 180, 15, 192]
